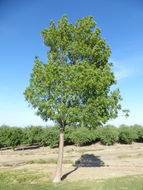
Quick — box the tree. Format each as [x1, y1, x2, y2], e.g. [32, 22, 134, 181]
[24, 16, 122, 182]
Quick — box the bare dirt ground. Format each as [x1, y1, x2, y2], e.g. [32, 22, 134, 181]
[0, 143, 143, 181]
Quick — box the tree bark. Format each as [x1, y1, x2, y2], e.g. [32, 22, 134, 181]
[53, 126, 64, 183]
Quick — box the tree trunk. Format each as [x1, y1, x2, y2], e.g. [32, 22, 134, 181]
[53, 126, 64, 183]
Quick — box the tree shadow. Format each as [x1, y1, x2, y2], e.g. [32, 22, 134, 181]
[74, 154, 105, 167]
[62, 154, 104, 180]
[61, 166, 78, 181]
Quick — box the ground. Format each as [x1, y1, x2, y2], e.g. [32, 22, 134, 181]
[0, 142, 143, 182]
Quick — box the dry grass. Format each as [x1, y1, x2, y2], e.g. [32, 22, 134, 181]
[25, 158, 73, 165]
[0, 143, 143, 181]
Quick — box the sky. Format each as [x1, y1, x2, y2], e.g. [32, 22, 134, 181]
[0, 0, 143, 127]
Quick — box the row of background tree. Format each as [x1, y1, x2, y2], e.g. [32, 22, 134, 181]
[0, 124, 143, 148]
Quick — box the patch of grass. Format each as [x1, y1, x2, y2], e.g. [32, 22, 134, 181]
[77, 149, 89, 154]
[136, 153, 143, 157]
[66, 147, 104, 154]
[0, 168, 49, 184]
[66, 148, 95, 154]
[95, 148, 104, 151]
[118, 153, 143, 159]
[25, 160, 34, 164]
[118, 154, 131, 158]
[63, 159, 73, 164]
[21, 152, 35, 156]
[0, 170, 143, 190]
[77, 148, 104, 154]
[66, 148, 75, 153]
[99, 175, 143, 190]
[26, 159, 73, 164]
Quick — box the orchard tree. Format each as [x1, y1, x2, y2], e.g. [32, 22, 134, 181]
[24, 16, 122, 182]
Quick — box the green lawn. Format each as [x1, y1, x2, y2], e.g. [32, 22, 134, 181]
[0, 169, 143, 190]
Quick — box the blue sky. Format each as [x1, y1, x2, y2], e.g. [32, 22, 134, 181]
[0, 0, 143, 127]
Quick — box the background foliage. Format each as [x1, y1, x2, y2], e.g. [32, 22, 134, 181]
[0, 124, 143, 148]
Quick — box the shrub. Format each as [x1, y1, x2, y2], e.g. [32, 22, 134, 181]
[99, 125, 119, 145]
[42, 126, 59, 148]
[119, 125, 137, 144]
[0, 124, 142, 148]
[70, 127, 91, 146]
[22, 126, 44, 145]
[64, 125, 75, 145]
[9, 127, 23, 147]
[0, 126, 11, 147]
[0, 126, 23, 148]
[131, 124, 143, 142]
[90, 127, 100, 143]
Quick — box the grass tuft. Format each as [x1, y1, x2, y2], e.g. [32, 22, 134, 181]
[25, 159, 73, 164]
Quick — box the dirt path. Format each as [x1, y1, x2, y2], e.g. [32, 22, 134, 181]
[0, 143, 143, 181]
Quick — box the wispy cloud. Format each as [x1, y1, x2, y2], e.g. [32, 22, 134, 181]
[113, 63, 132, 80]
[111, 57, 143, 80]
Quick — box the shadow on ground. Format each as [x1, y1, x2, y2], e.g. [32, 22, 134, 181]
[74, 154, 105, 167]
[62, 154, 104, 180]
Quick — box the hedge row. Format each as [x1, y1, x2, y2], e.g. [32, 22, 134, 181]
[0, 124, 143, 148]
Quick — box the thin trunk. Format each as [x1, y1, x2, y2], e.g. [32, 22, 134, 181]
[53, 126, 64, 183]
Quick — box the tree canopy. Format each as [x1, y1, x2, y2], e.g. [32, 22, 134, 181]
[24, 16, 122, 128]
